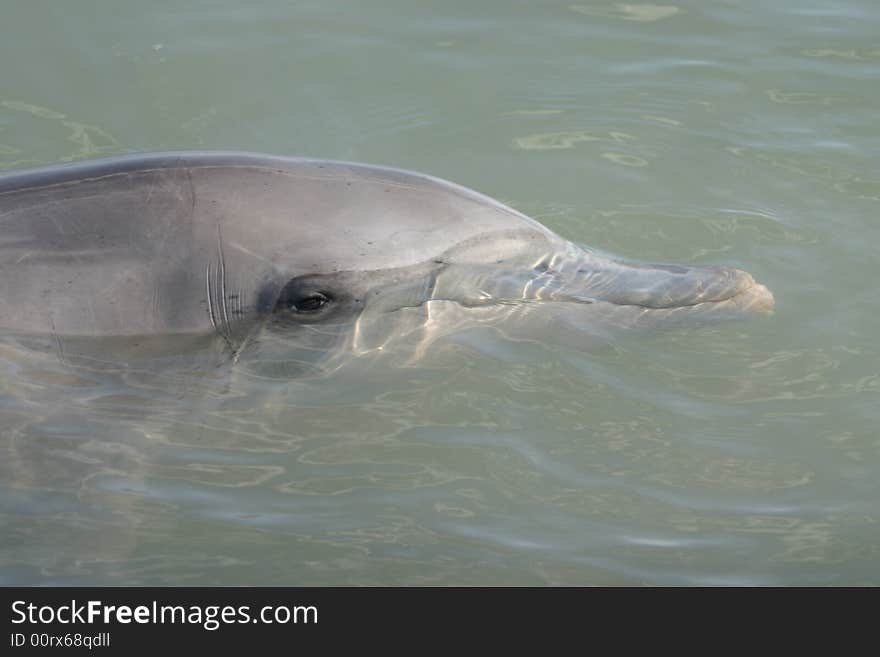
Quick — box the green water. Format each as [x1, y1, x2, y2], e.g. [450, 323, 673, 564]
[1, 0, 879, 585]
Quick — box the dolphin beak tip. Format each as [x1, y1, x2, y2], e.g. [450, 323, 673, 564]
[744, 280, 775, 314]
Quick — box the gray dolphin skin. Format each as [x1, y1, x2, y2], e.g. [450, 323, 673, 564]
[0, 152, 773, 368]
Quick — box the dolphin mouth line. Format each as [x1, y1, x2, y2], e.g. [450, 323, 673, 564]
[599, 278, 775, 313]
[394, 280, 774, 313]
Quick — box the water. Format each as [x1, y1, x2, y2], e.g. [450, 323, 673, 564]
[1, 0, 878, 585]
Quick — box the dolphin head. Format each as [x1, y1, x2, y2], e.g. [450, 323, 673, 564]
[0, 152, 773, 375]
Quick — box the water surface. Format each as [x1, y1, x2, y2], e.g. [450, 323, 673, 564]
[1, 0, 879, 585]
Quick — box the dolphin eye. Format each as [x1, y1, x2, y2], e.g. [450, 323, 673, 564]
[292, 292, 331, 312]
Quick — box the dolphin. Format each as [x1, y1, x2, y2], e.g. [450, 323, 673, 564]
[0, 152, 772, 370]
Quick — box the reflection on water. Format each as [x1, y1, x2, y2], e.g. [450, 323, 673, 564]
[0, 101, 122, 170]
[2, 0, 880, 585]
[569, 4, 683, 23]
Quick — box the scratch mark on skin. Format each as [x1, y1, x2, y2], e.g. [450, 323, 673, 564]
[49, 315, 67, 366]
[206, 261, 217, 330]
[50, 215, 66, 236]
[214, 254, 223, 337]
[206, 221, 236, 353]
[185, 167, 196, 219]
[144, 177, 156, 206]
[226, 240, 273, 264]
[151, 279, 161, 333]
[217, 224, 230, 332]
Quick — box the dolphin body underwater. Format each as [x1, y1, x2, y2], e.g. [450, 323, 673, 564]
[0, 152, 773, 373]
